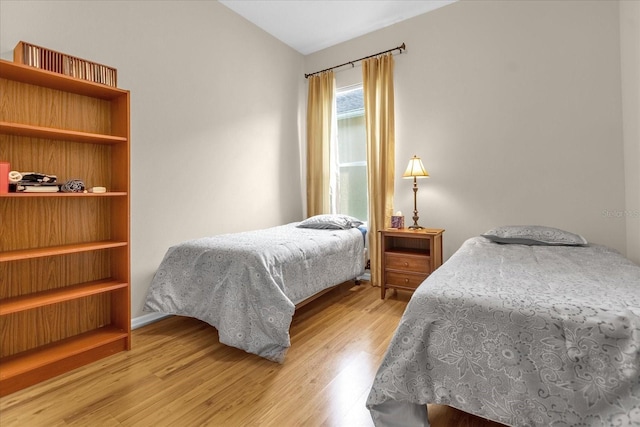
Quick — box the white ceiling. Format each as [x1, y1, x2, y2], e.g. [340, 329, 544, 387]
[218, 0, 457, 55]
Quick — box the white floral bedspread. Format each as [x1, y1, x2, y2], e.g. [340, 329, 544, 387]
[144, 223, 365, 362]
[367, 237, 640, 426]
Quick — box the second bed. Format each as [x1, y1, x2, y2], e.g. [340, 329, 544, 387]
[144, 215, 366, 363]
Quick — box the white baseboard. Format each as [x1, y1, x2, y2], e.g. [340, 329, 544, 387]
[131, 312, 171, 330]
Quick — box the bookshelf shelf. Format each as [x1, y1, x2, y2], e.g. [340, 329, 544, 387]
[0, 241, 128, 263]
[0, 192, 128, 198]
[0, 121, 128, 144]
[0, 280, 128, 315]
[0, 59, 123, 99]
[0, 327, 129, 396]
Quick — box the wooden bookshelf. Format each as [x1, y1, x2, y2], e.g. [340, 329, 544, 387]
[0, 58, 131, 396]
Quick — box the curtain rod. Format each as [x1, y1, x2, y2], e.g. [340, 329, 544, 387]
[304, 42, 406, 79]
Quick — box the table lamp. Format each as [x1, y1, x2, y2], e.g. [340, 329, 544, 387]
[402, 155, 429, 229]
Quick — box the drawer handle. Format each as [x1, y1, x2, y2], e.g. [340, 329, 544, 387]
[404, 262, 409, 267]
[404, 278, 409, 283]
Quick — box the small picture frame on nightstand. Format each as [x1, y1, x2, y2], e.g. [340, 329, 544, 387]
[391, 215, 404, 229]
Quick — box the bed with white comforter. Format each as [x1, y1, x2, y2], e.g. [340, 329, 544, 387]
[144, 221, 365, 363]
[367, 230, 640, 426]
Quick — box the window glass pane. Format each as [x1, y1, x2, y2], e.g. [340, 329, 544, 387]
[339, 164, 368, 220]
[337, 115, 366, 164]
[333, 85, 368, 221]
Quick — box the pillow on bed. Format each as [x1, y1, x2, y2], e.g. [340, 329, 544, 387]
[482, 225, 588, 246]
[297, 214, 364, 230]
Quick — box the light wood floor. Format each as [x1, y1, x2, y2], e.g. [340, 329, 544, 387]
[0, 282, 505, 427]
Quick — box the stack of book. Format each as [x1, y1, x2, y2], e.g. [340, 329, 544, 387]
[13, 41, 117, 87]
[14, 183, 60, 193]
[11, 172, 60, 193]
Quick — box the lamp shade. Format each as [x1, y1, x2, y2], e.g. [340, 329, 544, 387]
[402, 155, 429, 178]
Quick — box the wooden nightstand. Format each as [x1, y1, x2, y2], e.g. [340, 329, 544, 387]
[379, 228, 444, 299]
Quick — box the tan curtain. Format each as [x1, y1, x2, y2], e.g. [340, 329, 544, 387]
[362, 54, 395, 288]
[306, 71, 335, 217]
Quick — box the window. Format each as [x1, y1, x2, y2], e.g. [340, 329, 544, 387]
[331, 85, 368, 221]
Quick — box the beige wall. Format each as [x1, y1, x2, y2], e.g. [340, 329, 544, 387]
[620, 0, 640, 265]
[0, 0, 305, 318]
[306, 0, 629, 261]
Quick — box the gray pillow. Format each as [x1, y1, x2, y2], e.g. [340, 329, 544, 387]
[297, 214, 364, 230]
[482, 225, 588, 246]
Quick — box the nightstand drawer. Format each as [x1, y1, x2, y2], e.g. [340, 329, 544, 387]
[385, 271, 427, 289]
[385, 252, 430, 274]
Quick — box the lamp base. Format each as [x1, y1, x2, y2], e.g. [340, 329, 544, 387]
[408, 224, 425, 230]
